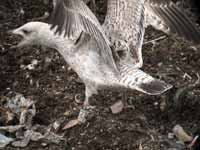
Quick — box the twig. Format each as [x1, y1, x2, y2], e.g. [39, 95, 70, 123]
[143, 35, 166, 45]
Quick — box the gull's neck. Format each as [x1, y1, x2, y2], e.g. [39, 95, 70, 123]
[38, 23, 75, 51]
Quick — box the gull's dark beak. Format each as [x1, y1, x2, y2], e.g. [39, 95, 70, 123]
[7, 30, 13, 35]
[8, 28, 25, 48]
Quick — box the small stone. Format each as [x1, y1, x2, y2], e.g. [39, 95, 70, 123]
[110, 101, 124, 114]
[63, 111, 71, 117]
[41, 143, 48, 147]
[53, 121, 61, 131]
[154, 102, 159, 106]
[168, 132, 174, 139]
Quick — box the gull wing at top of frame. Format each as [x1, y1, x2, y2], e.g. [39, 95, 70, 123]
[145, 0, 200, 44]
[103, 0, 146, 66]
[49, 0, 118, 73]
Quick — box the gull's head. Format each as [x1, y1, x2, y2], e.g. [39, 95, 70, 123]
[10, 22, 50, 48]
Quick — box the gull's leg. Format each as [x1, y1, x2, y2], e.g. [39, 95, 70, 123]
[83, 85, 96, 108]
[122, 91, 128, 104]
[122, 91, 135, 110]
[63, 86, 97, 129]
[77, 85, 97, 123]
[62, 86, 96, 129]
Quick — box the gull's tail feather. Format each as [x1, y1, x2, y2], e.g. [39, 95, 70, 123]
[119, 64, 172, 95]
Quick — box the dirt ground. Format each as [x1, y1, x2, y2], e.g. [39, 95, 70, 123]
[1, 0, 200, 149]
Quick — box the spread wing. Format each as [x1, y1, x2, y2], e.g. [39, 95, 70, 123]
[145, 0, 200, 44]
[103, 0, 146, 67]
[49, 0, 118, 72]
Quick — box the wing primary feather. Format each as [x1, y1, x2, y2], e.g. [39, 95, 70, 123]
[58, 4, 66, 35]
[167, 5, 194, 41]
[163, 6, 187, 38]
[49, 0, 118, 73]
[170, 4, 200, 43]
[154, 5, 177, 33]
[146, 0, 200, 44]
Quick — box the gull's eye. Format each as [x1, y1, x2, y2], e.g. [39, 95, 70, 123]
[22, 29, 31, 35]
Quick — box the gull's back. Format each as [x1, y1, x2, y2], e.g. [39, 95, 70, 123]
[103, 0, 145, 67]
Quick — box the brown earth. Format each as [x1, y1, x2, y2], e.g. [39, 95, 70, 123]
[1, 0, 200, 149]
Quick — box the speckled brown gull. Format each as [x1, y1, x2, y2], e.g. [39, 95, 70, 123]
[49, 0, 172, 100]
[14, 0, 199, 114]
[103, 0, 200, 69]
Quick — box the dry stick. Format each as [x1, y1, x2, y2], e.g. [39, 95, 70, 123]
[143, 35, 167, 45]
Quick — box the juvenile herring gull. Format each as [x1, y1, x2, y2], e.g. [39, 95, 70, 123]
[10, 0, 200, 121]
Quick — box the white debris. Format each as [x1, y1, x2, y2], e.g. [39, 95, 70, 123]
[20, 59, 39, 70]
[0, 125, 24, 133]
[19, 8, 25, 15]
[3, 93, 36, 127]
[173, 125, 192, 143]
[53, 121, 61, 131]
[78, 106, 96, 123]
[154, 101, 159, 106]
[12, 130, 33, 147]
[62, 119, 80, 130]
[110, 101, 124, 114]
[168, 132, 175, 139]
[0, 133, 14, 148]
[26, 59, 38, 70]
[0, 93, 64, 148]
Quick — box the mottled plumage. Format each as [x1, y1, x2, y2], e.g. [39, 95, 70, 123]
[103, 0, 200, 68]
[49, 0, 173, 105]
[11, 0, 200, 111]
[50, 0, 118, 74]
[103, 0, 146, 67]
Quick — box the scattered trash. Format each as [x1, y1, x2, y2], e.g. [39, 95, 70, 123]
[20, 59, 39, 70]
[12, 130, 33, 147]
[0, 133, 14, 148]
[78, 106, 96, 123]
[0, 93, 36, 127]
[172, 124, 200, 150]
[173, 124, 192, 143]
[110, 101, 124, 114]
[62, 119, 80, 130]
[0, 93, 64, 148]
[63, 106, 96, 130]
